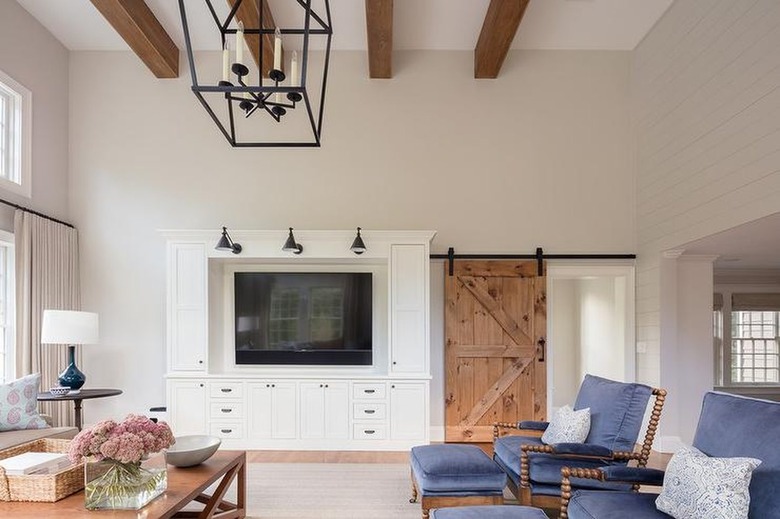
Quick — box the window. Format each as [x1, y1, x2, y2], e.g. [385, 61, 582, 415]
[0, 231, 14, 383]
[0, 70, 31, 198]
[731, 311, 779, 384]
[269, 288, 300, 347]
[715, 292, 780, 387]
[309, 287, 343, 342]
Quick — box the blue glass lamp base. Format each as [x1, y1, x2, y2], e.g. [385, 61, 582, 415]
[58, 345, 86, 390]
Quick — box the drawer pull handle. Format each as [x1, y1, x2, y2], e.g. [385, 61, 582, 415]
[364, 389, 375, 394]
[364, 409, 376, 414]
[221, 429, 232, 434]
[364, 430, 376, 435]
[221, 408, 232, 413]
[221, 388, 232, 393]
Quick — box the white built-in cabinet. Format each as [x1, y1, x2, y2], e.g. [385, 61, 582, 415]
[167, 242, 208, 372]
[300, 382, 349, 439]
[247, 382, 297, 440]
[390, 382, 427, 440]
[164, 230, 434, 450]
[166, 380, 206, 436]
[390, 244, 428, 374]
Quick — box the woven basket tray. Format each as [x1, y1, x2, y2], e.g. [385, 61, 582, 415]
[0, 438, 84, 502]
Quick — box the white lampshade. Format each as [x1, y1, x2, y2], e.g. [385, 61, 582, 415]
[41, 310, 99, 345]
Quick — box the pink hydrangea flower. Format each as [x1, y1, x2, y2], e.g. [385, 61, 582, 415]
[68, 415, 175, 465]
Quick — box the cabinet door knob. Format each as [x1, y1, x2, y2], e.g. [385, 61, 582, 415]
[266, 384, 270, 388]
[319, 384, 323, 388]
[393, 361, 397, 365]
[199, 384, 204, 387]
[325, 384, 329, 388]
[391, 385, 395, 389]
[272, 384, 275, 388]
[198, 360, 203, 364]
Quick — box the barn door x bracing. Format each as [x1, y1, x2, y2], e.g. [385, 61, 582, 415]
[445, 261, 547, 442]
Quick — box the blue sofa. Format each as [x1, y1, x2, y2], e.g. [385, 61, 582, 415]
[565, 392, 780, 519]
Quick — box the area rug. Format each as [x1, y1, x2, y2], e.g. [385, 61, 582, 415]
[241, 463, 526, 519]
[244, 463, 420, 519]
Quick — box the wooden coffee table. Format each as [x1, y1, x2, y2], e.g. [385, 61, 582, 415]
[0, 450, 246, 518]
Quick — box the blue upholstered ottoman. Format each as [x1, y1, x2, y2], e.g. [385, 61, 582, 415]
[410, 444, 507, 519]
[431, 506, 549, 519]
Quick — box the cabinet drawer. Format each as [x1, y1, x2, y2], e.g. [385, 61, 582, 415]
[353, 423, 387, 440]
[353, 403, 386, 420]
[210, 382, 243, 399]
[210, 402, 243, 419]
[353, 383, 386, 400]
[210, 423, 243, 439]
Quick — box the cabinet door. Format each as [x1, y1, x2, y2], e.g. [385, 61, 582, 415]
[167, 381, 206, 435]
[247, 383, 273, 439]
[389, 382, 427, 440]
[271, 382, 297, 439]
[300, 383, 325, 439]
[323, 382, 349, 439]
[390, 245, 427, 374]
[168, 242, 207, 371]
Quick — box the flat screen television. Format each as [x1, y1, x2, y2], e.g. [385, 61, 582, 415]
[234, 272, 372, 366]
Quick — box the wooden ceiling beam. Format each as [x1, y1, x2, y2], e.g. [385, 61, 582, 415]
[365, 0, 393, 78]
[89, 0, 179, 78]
[474, 0, 530, 79]
[228, 0, 280, 78]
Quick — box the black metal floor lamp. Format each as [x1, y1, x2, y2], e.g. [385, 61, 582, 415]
[179, 0, 332, 147]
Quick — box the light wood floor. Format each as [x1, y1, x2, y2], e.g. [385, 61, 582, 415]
[247, 443, 672, 469]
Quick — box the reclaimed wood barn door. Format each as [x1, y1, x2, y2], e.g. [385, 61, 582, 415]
[445, 261, 547, 442]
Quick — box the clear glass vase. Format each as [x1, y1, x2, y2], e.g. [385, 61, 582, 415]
[84, 457, 167, 510]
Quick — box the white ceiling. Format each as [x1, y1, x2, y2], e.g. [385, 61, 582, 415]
[680, 212, 780, 270]
[16, 0, 674, 52]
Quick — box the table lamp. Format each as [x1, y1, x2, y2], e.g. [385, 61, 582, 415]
[41, 310, 99, 393]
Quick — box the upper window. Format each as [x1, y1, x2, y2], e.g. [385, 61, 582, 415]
[0, 69, 31, 198]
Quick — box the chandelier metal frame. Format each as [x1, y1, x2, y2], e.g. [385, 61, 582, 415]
[179, 0, 333, 147]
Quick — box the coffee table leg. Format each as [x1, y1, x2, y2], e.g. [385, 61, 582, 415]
[237, 453, 246, 513]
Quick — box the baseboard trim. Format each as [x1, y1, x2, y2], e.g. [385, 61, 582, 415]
[655, 435, 686, 453]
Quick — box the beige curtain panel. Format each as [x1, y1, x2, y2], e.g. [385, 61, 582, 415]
[14, 210, 81, 427]
[731, 293, 780, 312]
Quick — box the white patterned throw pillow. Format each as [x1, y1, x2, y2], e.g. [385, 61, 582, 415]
[541, 405, 590, 444]
[0, 373, 48, 431]
[655, 445, 761, 519]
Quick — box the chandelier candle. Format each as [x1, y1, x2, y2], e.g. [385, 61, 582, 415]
[236, 21, 244, 65]
[222, 41, 229, 82]
[291, 51, 299, 86]
[274, 27, 282, 71]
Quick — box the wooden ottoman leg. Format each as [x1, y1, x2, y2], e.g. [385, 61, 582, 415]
[410, 468, 419, 503]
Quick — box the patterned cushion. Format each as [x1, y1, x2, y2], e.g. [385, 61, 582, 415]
[541, 405, 590, 445]
[655, 445, 761, 519]
[0, 373, 48, 431]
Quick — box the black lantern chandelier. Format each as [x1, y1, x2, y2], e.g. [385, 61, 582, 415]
[179, 0, 332, 147]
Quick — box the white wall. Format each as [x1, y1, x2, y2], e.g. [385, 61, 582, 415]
[579, 277, 625, 381]
[551, 279, 579, 408]
[68, 49, 634, 427]
[0, 1, 69, 229]
[632, 0, 780, 434]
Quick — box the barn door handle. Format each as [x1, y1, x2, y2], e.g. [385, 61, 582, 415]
[538, 338, 546, 362]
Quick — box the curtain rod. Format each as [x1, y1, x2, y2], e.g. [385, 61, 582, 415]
[430, 247, 636, 276]
[0, 198, 75, 229]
